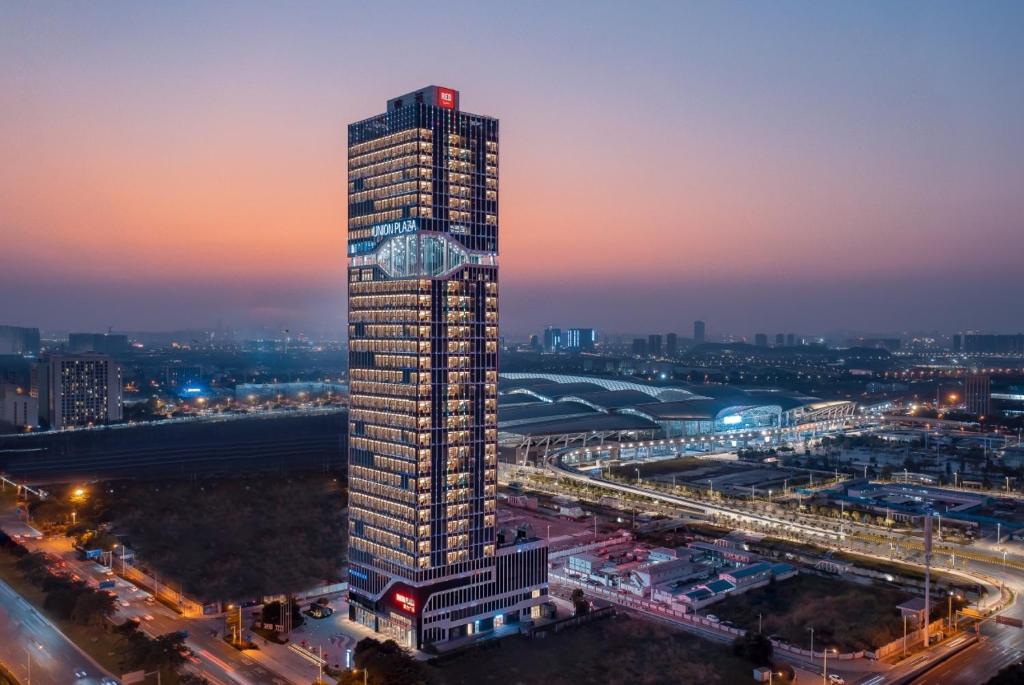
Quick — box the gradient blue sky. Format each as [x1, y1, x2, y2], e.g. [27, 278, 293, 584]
[2, 1, 1021, 338]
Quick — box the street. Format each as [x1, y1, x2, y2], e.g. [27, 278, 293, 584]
[0, 576, 113, 685]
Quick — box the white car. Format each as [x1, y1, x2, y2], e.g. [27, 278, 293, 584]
[706, 614, 720, 623]
[143, 614, 155, 621]
[828, 675, 846, 685]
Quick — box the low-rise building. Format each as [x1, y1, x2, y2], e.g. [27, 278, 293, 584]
[567, 553, 604, 576]
[720, 562, 774, 588]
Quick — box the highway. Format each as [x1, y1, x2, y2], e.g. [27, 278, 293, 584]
[907, 557, 1024, 684]
[548, 455, 851, 542]
[0, 577, 113, 685]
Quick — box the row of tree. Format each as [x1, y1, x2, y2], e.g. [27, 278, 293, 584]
[0, 532, 199, 684]
[15, 551, 118, 625]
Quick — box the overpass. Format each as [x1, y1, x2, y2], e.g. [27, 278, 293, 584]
[547, 455, 847, 542]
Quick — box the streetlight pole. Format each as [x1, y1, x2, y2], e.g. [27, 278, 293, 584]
[808, 626, 814, 661]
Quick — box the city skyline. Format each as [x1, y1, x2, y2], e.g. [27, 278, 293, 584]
[3, 2, 1023, 336]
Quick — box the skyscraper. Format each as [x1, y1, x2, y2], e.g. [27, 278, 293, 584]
[565, 328, 596, 352]
[693, 320, 706, 344]
[648, 334, 663, 356]
[964, 373, 991, 416]
[346, 86, 547, 649]
[35, 354, 122, 429]
[754, 333, 768, 348]
[542, 326, 562, 352]
[665, 332, 678, 356]
[0, 325, 40, 356]
[68, 332, 130, 356]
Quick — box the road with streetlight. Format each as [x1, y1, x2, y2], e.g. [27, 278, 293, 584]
[0, 575, 114, 685]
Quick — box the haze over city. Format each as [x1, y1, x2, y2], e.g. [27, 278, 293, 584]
[3, 1, 1023, 337]
[5, 4, 1024, 685]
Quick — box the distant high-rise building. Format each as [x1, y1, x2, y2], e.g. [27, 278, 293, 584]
[786, 333, 796, 347]
[665, 333, 678, 356]
[565, 328, 596, 352]
[632, 338, 647, 356]
[965, 374, 992, 416]
[847, 337, 901, 353]
[68, 333, 130, 356]
[693, 320, 706, 344]
[956, 334, 1024, 355]
[542, 327, 562, 352]
[648, 334, 663, 356]
[528, 335, 540, 350]
[754, 333, 768, 348]
[775, 333, 785, 347]
[345, 86, 547, 649]
[0, 384, 38, 430]
[36, 354, 122, 429]
[0, 325, 40, 356]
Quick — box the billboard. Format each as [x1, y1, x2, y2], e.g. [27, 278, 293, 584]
[436, 87, 457, 110]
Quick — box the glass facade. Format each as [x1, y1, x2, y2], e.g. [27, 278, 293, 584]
[347, 87, 543, 649]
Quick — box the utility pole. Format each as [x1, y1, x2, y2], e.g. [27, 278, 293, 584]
[923, 514, 932, 649]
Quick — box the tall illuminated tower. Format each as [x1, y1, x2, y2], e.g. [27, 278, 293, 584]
[346, 86, 547, 648]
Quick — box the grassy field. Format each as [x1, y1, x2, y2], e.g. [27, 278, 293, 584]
[711, 573, 911, 652]
[430, 614, 757, 685]
[0, 549, 127, 676]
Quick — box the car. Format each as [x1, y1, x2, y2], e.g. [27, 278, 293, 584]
[120, 600, 130, 607]
[828, 676, 846, 685]
[706, 614, 720, 623]
[101, 678, 121, 685]
[143, 614, 154, 621]
[74, 669, 88, 678]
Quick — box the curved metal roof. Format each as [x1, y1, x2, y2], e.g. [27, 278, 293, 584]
[500, 372, 706, 400]
[558, 390, 658, 412]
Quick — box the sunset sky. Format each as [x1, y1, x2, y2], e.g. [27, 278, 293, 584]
[2, 1, 1022, 338]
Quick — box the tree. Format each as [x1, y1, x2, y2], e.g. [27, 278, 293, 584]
[732, 630, 774, 666]
[122, 630, 190, 674]
[570, 588, 590, 616]
[43, 579, 89, 619]
[15, 551, 50, 585]
[261, 599, 305, 630]
[336, 638, 431, 685]
[71, 588, 118, 626]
